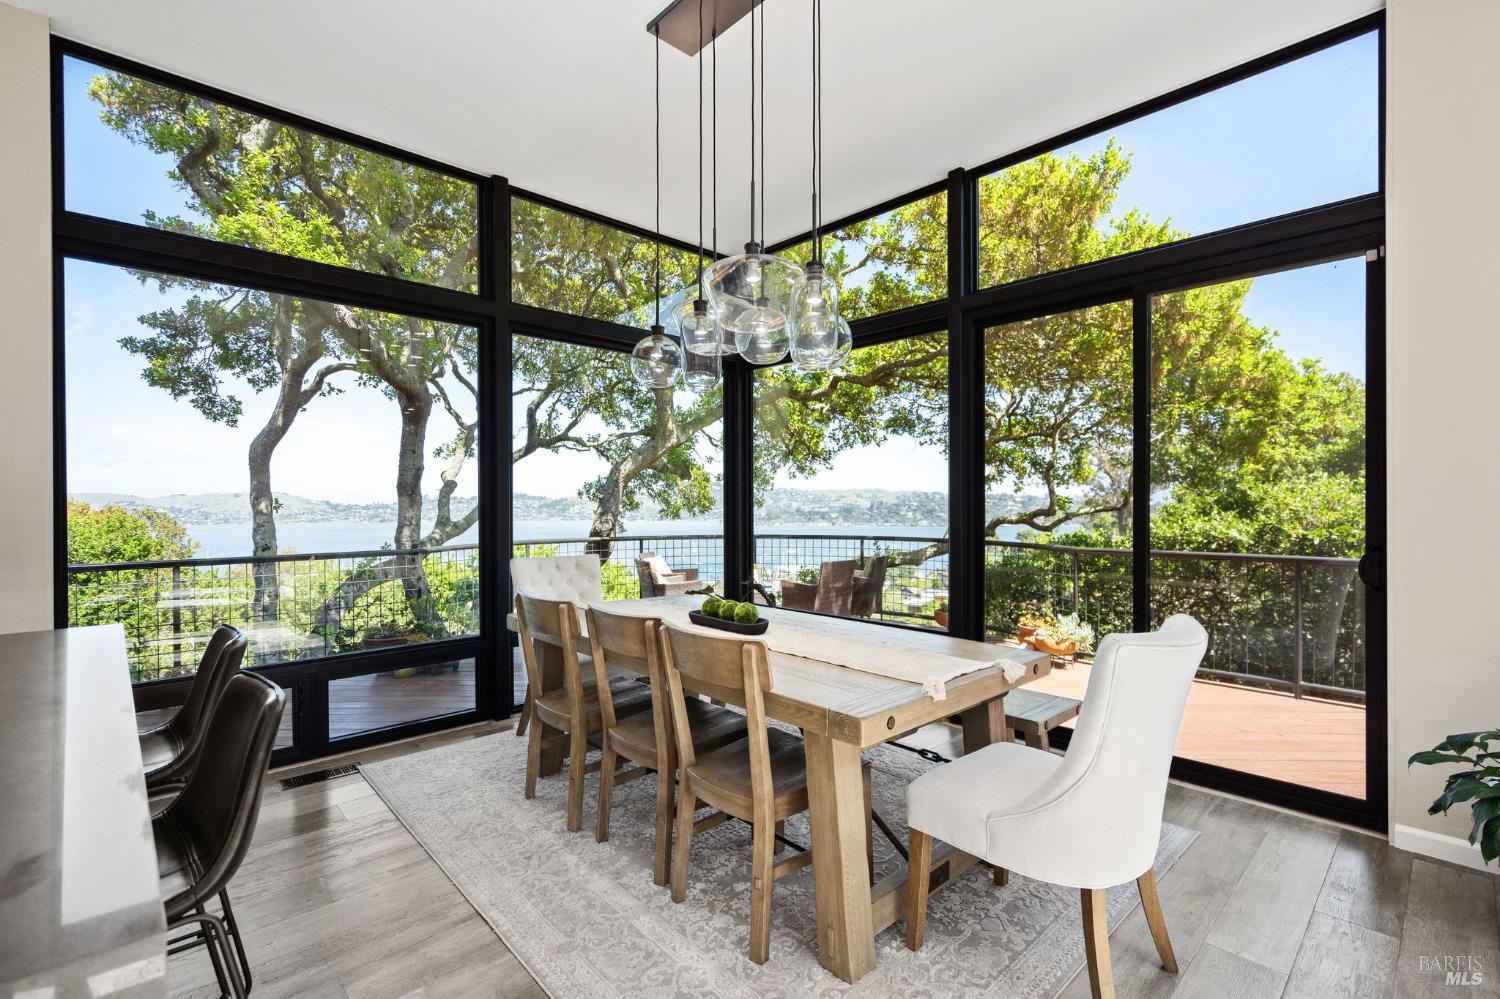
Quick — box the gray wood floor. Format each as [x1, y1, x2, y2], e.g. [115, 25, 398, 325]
[168, 722, 1500, 999]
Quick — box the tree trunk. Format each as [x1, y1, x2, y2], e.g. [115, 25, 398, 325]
[393, 388, 434, 611]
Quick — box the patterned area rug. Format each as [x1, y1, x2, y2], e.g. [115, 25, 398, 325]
[364, 732, 1196, 998]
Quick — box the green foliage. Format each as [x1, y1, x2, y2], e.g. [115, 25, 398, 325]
[67, 500, 197, 565]
[1410, 730, 1500, 865]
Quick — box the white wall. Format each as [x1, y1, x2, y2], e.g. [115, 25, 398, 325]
[1386, 0, 1500, 870]
[0, 1, 53, 635]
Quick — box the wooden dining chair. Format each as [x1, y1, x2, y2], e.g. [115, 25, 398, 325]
[585, 605, 748, 885]
[509, 554, 606, 738]
[659, 622, 873, 965]
[514, 591, 651, 832]
[904, 615, 1209, 999]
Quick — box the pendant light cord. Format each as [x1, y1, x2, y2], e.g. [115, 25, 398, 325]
[810, 0, 818, 259]
[748, 3, 755, 247]
[712, 25, 718, 259]
[818, 0, 824, 256]
[696, 0, 704, 291]
[759, 0, 766, 247]
[654, 25, 662, 330]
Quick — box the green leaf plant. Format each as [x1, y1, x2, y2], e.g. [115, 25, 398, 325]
[1409, 729, 1500, 865]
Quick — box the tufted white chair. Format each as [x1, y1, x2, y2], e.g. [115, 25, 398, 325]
[509, 555, 605, 736]
[904, 615, 1209, 999]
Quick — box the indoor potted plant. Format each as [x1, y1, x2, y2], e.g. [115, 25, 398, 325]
[1408, 728, 1500, 865]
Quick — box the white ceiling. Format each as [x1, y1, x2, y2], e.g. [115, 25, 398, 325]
[19, 0, 1381, 248]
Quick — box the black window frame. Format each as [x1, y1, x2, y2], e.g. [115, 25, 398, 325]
[50, 11, 1387, 831]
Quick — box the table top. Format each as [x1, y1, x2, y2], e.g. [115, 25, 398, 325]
[0, 625, 167, 999]
[511, 596, 1050, 748]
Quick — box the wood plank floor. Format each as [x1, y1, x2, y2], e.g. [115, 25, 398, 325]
[165, 720, 1497, 999]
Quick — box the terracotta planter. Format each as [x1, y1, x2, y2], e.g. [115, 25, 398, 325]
[362, 634, 410, 651]
[1017, 624, 1038, 641]
[934, 609, 949, 628]
[1032, 636, 1079, 658]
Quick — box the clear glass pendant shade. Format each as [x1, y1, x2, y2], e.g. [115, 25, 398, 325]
[680, 341, 722, 391]
[704, 243, 803, 365]
[630, 326, 682, 389]
[790, 262, 849, 372]
[674, 297, 736, 356]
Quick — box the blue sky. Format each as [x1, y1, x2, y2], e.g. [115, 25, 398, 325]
[62, 31, 1376, 508]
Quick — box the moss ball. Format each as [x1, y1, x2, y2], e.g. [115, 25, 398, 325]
[701, 597, 722, 618]
[733, 602, 760, 625]
[717, 600, 740, 620]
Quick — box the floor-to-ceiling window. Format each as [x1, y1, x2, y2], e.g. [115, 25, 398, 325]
[748, 191, 950, 626]
[57, 48, 492, 761]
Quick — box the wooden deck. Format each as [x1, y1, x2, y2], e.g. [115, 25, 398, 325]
[1023, 659, 1367, 798]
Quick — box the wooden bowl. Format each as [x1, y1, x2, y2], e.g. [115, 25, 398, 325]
[688, 609, 770, 635]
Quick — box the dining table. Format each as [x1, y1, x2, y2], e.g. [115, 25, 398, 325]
[509, 595, 1051, 984]
[0, 624, 167, 999]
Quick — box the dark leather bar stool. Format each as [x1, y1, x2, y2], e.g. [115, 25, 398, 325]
[154, 671, 284, 998]
[140, 625, 248, 793]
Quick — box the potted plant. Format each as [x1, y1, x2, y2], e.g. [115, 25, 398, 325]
[1032, 612, 1095, 661]
[1409, 729, 1500, 865]
[1017, 604, 1052, 642]
[361, 617, 410, 651]
[933, 601, 949, 628]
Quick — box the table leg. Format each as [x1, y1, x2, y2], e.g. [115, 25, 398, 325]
[960, 692, 1008, 756]
[804, 732, 875, 984]
[535, 642, 565, 777]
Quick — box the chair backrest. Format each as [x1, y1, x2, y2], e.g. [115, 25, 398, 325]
[514, 590, 589, 707]
[852, 557, 888, 616]
[814, 560, 857, 615]
[660, 623, 774, 812]
[634, 553, 664, 597]
[174, 625, 249, 735]
[586, 604, 667, 748]
[509, 554, 604, 605]
[1004, 614, 1207, 883]
[158, 672, 285, 913]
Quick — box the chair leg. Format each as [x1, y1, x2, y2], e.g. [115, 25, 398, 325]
[863, 766, 875, 884]
[1136, 869, 1178, 973]
[653, 763, 674, 887]
[192, 904, 231, 998]
[749, 819, 776, 965]
[524, 714, 542, 799]
[993, 865, 1010, 887]
[218, 890, 253, 995]
[596, 739, 617, 843]
[515, 686, 532, 737]
[905, 827, 933, 950]
[1081, 887, 1115, 999]
[566, 726, 588, 832]
[670, 788, 697, 903]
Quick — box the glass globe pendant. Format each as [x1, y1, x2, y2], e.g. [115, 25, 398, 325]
[680, 338, 722, 392]
[790, 261, 849, 372]
[675, 297, 735, 356]
[631, 324, 682, 389]
[704, 242, 803, 365]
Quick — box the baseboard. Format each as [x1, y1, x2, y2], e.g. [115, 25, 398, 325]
[1392, 823, 1498, 874]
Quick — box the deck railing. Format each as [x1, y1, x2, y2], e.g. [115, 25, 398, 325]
[69, 532, 1364, 701]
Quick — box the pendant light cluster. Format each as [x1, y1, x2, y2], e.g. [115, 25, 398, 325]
[632, 0, 847, 391]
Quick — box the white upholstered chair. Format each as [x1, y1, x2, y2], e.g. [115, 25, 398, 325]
[509, 555, 605, 736]
[904, 615, 1209, 999]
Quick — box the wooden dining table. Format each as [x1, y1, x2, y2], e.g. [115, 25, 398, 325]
[509, 595, 1051, 984]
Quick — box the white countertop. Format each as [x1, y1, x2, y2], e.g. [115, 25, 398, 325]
[0, 625, 167, 999]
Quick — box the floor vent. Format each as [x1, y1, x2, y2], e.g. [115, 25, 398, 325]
[279, 763, 360, 790]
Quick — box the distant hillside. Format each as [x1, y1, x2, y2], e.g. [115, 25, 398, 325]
[73, 488, 1048, 528]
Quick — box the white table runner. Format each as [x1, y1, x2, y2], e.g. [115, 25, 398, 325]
[638, 603, 1024, 701]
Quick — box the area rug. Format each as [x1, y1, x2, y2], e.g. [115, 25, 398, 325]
[363, 733, 1196, 998]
